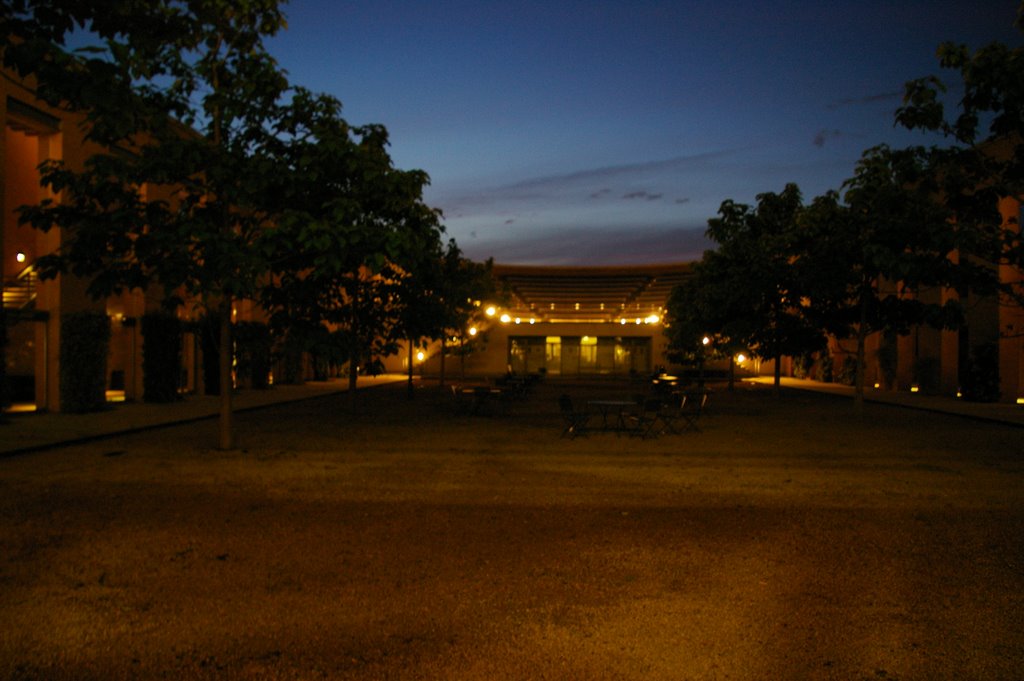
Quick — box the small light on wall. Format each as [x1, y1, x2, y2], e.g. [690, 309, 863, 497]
[500, 314, 511, 323]
[1016, 397, 1024, 405]
[485, 306, 496, 317]
[468, 326, 478, 336]
[529, 318, 535, 325]
[910, 385, 920, 393]
[874, 383, 881, 389]
[15, 252, 26, 263]
[702, 336, 711, 346]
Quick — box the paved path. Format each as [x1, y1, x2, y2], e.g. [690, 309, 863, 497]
[746, 376, 1024, 427]
[0, 374, 409, 456]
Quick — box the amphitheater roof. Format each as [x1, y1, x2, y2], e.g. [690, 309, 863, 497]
[491, 262, 692, 324]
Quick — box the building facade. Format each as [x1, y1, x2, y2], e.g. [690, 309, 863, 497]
[390, 263, 692, 379]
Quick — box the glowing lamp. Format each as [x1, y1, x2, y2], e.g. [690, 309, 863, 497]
[736, 353, 746, 364]
[485, 306, 496, 317]
[910, 385, 920, 393]
[500, 314, 511, 323]
[15, 252, 27, 263]
[468, 326, 478, 336]
[702, 336, 711, 346]
[416, 351, 425, 362]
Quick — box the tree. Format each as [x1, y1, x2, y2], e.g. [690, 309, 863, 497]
[896, 25, 1024, 318]
[799, 143, 1004, 408]
[259, 88, 446, 404]
[14, 0, 291, 449]
[678, 184, 824, 394]
[391, 256, 445, 401]
[432, 244, 496, 387]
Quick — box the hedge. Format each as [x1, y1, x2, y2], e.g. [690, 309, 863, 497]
[59, 311, 110, 413]
[141, 312, 182, 403]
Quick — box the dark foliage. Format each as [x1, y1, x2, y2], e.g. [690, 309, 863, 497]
[141, 312, 182, 403]
[59, 311, 110, 413]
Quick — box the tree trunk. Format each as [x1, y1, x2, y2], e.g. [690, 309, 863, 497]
[348, 357, 359, 409]
[407, 339, 415, 400]
[773, 351, 782, 397]
[439, 336, 447, 387]
[854, 283, 870, 415]
[217, 299, 234, 450]
[0, 305, 7, 423]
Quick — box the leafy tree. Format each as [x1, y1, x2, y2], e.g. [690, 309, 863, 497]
[680, 184, 824, 394]
[14, 0, 290, 449]
[799, 145, 980, 407]
[391, 258, 445, 400]
[896, 22, 1024, 319]
[259, 89, 446, 402]
[663, 271, 746, 390]
[431, 244, 497, 386]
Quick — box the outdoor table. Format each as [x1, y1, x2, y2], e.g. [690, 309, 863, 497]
[587, 399, 638, 432]
[462, 386, 504, 415]
[652, 375, 680, 393]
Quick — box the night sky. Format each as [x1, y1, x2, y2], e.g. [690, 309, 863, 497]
[265, 1, 1021, 266]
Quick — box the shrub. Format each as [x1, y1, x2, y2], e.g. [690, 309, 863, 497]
[141, 312, 182, 403]
[792, 353, 813, 379]
[200, 315, 221, 395]
[235, 321, 272, 389]
[277, 331, 306, 385]
[836, 355, 858, 386]
[59, 311, 110, 413]
[913, 356, 941, 395]
[814, 353, 834, 383]
[962, 343, 1000, 403]
[876, 333, 898, 390]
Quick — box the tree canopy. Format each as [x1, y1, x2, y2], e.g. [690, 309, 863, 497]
[897, 28, 1024, 313]
[6, 0, 451, 445]
[672, 184, 824, 393]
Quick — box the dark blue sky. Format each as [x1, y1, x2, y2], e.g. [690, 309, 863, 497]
[265, 0, 1021, 266]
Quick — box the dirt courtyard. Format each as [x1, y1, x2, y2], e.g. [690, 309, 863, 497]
[1, 379, 1022, 680]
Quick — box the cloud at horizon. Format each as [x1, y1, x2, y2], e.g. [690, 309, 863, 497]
[459, 223, 714, 267]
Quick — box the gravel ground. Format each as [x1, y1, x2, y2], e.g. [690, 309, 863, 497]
[1, 379, 1022, 680]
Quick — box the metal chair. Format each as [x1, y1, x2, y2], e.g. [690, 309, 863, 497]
[558, 394, 590, 439]
[626, 397, 662, 439]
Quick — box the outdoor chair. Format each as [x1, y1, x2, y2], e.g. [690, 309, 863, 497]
[652, 392, 696, 434]
[626, 397, 662, 439]
[672, 390, 703, 433]
[558, 394, 590, 439]
[450, 384, 469, 414]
